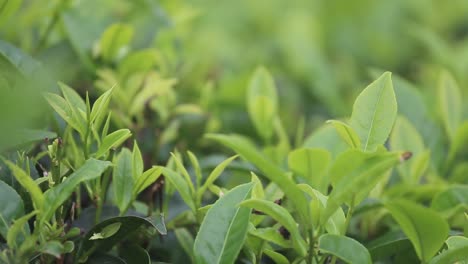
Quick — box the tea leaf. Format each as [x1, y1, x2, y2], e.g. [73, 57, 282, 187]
[0, 180, 24, 238]
[132, 141, 143, 179]
[264, 249, 289, 264]
[98, 23, 134, 62]
[194, 183, 253, 264]
[350, 72, 397, 152]
[319, 234, 372, 264]
[159, 167, 196, 212]
[41, 159, 112, 222]
[438, 70, 462, 139]
[240, 198, 307, 256]
[133, 167, 162, 196]
[95, 129, 132, 158]
[6, 210, 36, 249]
[247, 67, 278, 141]
[4, 160, 44, 211]
[113, 148, 134, 213]
[327, 120, 361, 149]
[386, 199, 449, 262]
[198, 155, 238, 199]
[288, 148, 330, 192]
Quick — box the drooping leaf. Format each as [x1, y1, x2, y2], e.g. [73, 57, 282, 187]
[194, 183, 253, 264]
[350, 72, 397, 152]
[288, 148, 330, 192]
[113, 148, 134, 214]
[386, 199, 449, 262]
[437, 70, 462, 139]
[240, 198, 307, 256]
[95, 129, 132, 158]
[41, 159, 112, 222]
[319, 234, 372, 264]
[0, 180, 24, 239]
[76, 216, 160, 262]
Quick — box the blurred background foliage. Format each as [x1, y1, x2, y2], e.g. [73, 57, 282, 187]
[1, 0, 468, 149]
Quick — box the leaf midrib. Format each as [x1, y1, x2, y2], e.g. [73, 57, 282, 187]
[363, 82, 386, 151]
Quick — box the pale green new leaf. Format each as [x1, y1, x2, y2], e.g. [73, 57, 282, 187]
[247, 67, 278, 141]
[98, 23, 134, 62]
[350, 72, 397, 152]
[4, 160, 44, 211]
[133, 167, 162, 196]
[95, 129, 132, 158]
[198, 155, 238, 199]
[159, 167, 196, 212]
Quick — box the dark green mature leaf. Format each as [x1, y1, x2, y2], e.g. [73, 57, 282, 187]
[194, 183, 253, 264]
[113, 148, 134, 214]
[175, 228, 195, 260]
[0, 180, 24, 239]
[41, 159, 112, 222]
[240, 199, 307, 256]
[4, 160, 44, 211]
[247, 67, 278, 141]
[86, 253, 126, 264]
[288, 148, 330, 192]
[438, 70, 462, 139]
[76, 216, 159, 261]
[319, 234, 372, 264]
[206, 134, 309, 225]
[350, 72, 397, 152]
[366, 230, 413, 261]
[119, 244, 151, 264]
[95, 129, 132, 158]
[386, 199, 449, 262]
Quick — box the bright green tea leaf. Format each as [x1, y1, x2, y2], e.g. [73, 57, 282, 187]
[4, 160, 44, 211]
[113, 148, 134, 213]
[0, 180, 24, 239]
[98, 23, 134, 62]
[159, 167, 196, 212]
[133, 167, 162, 196]
[319, 234, 372, 264]
[41, 159, 112, 222]
[288, 148, 330, 191]
[327, 120, 361, 149]
[90, 222, 122, 240]
[386, 199, 449, 262]
[6, 210, 36, 249]
[240, 198, 307, 256]
[247, 67, 278, 141]
[194, 183, 253, 264]
[95, 129, 132, 158]
[198, 155, 238, 199]
[350, 72, 397, 152]
[264, 249, 290, 264]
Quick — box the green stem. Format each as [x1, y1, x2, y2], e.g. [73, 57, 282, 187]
[95, 150, 114, 223]
[308, 229, 315, 264]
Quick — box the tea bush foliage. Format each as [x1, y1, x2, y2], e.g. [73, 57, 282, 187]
[0, 1, 467, 263]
